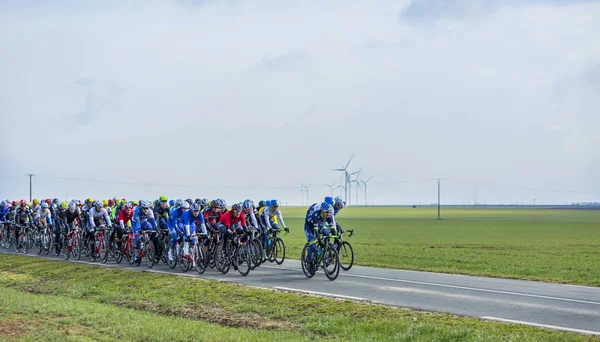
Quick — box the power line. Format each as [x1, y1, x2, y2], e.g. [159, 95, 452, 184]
[34, 175, 299, 190]
[441, 178, 598, 195]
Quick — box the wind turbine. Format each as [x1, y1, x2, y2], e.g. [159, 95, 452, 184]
[298, 184, 307, 205]
[360, 176, 373, 206]
[301, 183, 313, 205]
[351, 170, 361, 206]
[324, 181, 338, 197]
[332, 153, 354, 205]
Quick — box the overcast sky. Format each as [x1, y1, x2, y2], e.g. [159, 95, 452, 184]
[1, 0, 599, 205]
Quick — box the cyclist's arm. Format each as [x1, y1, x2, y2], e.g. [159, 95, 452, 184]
[276, 210, 286, 228]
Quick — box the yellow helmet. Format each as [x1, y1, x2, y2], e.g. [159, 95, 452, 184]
[102, 199, 108, 206]
[87, 198, 94, 204]
[33, 198, 39, 205]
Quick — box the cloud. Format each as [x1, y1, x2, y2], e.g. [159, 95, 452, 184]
[70, 78, 124, 126]
[255, 49, 312, 73]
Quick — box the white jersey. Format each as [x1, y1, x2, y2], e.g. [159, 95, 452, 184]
[88, 207, 111, 227]
[262, 206, 287, 229]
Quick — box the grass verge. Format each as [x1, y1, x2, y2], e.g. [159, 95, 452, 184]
[279, 207, 600, 286]
[0, 254, 598, 341]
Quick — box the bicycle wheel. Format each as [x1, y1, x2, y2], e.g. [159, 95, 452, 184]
[145, 240, 156, 268]
[37, 231, 45, 255]
[127, 239, 136, 265]
[179, 245, 190, 272]
[274, 237, 286, 265]
[338, 241, 354, 271]
[100, 236, 109, 264]
[323, 245, 340, 281]
[195, 245, 207, 275]
[22, 234, 29, 254]
[75, 235, 83, 260]
[113, 241, 123, 264]
[0, 226, 5, 248]
[300, 244, 315, 278]
[167, 245, 178, 269]
[27, 230, 35, 249]
[235, 244, 251, 276]
[89, 238, 98, 262]
[215, 242, 230, 274]
[161, 237, 169, 264]
[44, 231, 52, 255]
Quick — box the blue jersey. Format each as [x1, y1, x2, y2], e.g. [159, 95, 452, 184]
[305, 209, 333, 228]
[169, 207, 185, 230]
[0, 207, 10, 221]
[133, 207, 156, 229]
[181, 209, 207, 235]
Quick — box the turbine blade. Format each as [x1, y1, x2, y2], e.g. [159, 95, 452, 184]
[345, 153, 355, 169]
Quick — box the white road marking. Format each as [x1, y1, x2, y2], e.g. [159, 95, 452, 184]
[274, 286, 367, 301]
[481, 316, 600, 336]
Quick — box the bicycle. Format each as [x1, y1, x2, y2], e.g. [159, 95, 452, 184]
[64, 222, 81, 261]
[215, 229, 251, 276]
[134, 229, 156, 268]
[89, 225, 109, 263]
[301, 230, 340, 281]
[14, 224, 29, 254]
[331, 229, 354, 271]
[246, 226, 263, 270]
[0, 221, 13, 249]
[263, 226, 287, 265]
[37, 223, 52, 255]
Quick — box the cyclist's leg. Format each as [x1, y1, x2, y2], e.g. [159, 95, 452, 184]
[132, 220, 141, 249]
[304, 223, 317, 260]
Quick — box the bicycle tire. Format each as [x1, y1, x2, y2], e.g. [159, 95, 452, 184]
[195, 245, 207, 275]
[236, 244, 251, 276]
[274, 237, 286, 265]
[300, 244, 315, 278]
[37, 231, 44, 255]
[101, 236, 109, 264]
[167, 246, 178, 269]
[75, 236, 83, 260]
[45, 231, 52, 255]
[323, 245, 340, 281]
[22, 234, 29, 254]
[145, 240, 156, 268]
[338, 241, 354, 271]
[215, 242, 230, 274]
[179, 245, 190, 272]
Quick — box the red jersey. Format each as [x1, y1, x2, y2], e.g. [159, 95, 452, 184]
[203, 208, 222, 225]
[219, 211, 246, 228]
[117, 209, 134, 225]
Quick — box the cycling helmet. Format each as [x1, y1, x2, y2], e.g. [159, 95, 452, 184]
[102, 199, 108, 206]
[231, 203, 242, 212]
[68, 202, 77, 211]
[181, 201, 191, 209]
[20, 200, 27, 207]
[202, 198, 209, 206]
[175, 199, 182, 207]
[324, 196, 334, 205]
[169, 199, 175, 206]
[131, 200, 138, 206]
[258, 200, 266, 207]
[53, 198, 59, 204]
[334, 196, 344, 205]
[321, 202, 332, 211]
[194, 198, 202, 204]
[270, 199, 279, 207]
[191, 203, 201, 211]
[219, 199, 227, 208]
[87, 198, 94, 204]
[33, 198, 39, 205]
[42, 202, 49, 209]
[211, 199, 219, 208]
[108, 199, 114, 206]
[60, 201, 68, 210]
[0, 201, 6, 208]
[185, 198, 193, 205]
[153, 199, 159, 207]
[141, 200, 151, 209]
[94, 200, 103, 209]
[266, 200, 271, 207]
[12, 201, 17, 207]
[159, 195, 168, 202]
[243, 199, 254, 210]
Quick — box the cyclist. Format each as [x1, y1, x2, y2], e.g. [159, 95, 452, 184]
[31, 198, 41, 218]
[52, 201, 69, 254]
[0, 201, 9, 222]
[113, 202, 134, 249]
[304, 201, 335, 265]
[178, 202, 206, 261]
[332, 196, 346, 234]
[203, 200, 222, 231]
[132, 200, 158, 263]
[87, 201, 111, 251]
[218, 203, 246, 243]
[153, 196, 170, 230]
[168, 200, 190, 260]
[261, 199, 289, 234]
[35, 202, 53, 231]
[13, 200, 33, 244]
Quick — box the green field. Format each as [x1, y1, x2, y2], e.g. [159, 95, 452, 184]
[0, 254, 597, 342]
[279, 207, 600, 286]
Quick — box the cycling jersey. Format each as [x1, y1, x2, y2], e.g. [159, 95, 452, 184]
[262, 206, 287, 229]
[117, 209, 134, 229]
[88, 207, 111, 228]
[220, 210, 246, 228]
[35, 208, 53, 225]
[181, 210, 206, 235]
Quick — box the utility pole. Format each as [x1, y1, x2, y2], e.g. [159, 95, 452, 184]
[26, 174, 35, 202]
[437, 178, 441, 220]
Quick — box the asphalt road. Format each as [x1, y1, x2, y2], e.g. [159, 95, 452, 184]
[1, 249, 599, 336]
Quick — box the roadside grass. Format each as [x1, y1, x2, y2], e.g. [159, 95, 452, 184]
[0, 254, 598, 342]
[279, 207, 600, 286]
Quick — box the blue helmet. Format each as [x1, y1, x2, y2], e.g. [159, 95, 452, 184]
[334, 196, 344, 205]
[271, 199, 279, 206]
[195, 198, 202, 204]
[169, 199, 175, 206]
[191, 203, 201, 211]
[266, 200, 271, 206]
[321, 202, 331, 211]
[324, 196, 334, 205]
